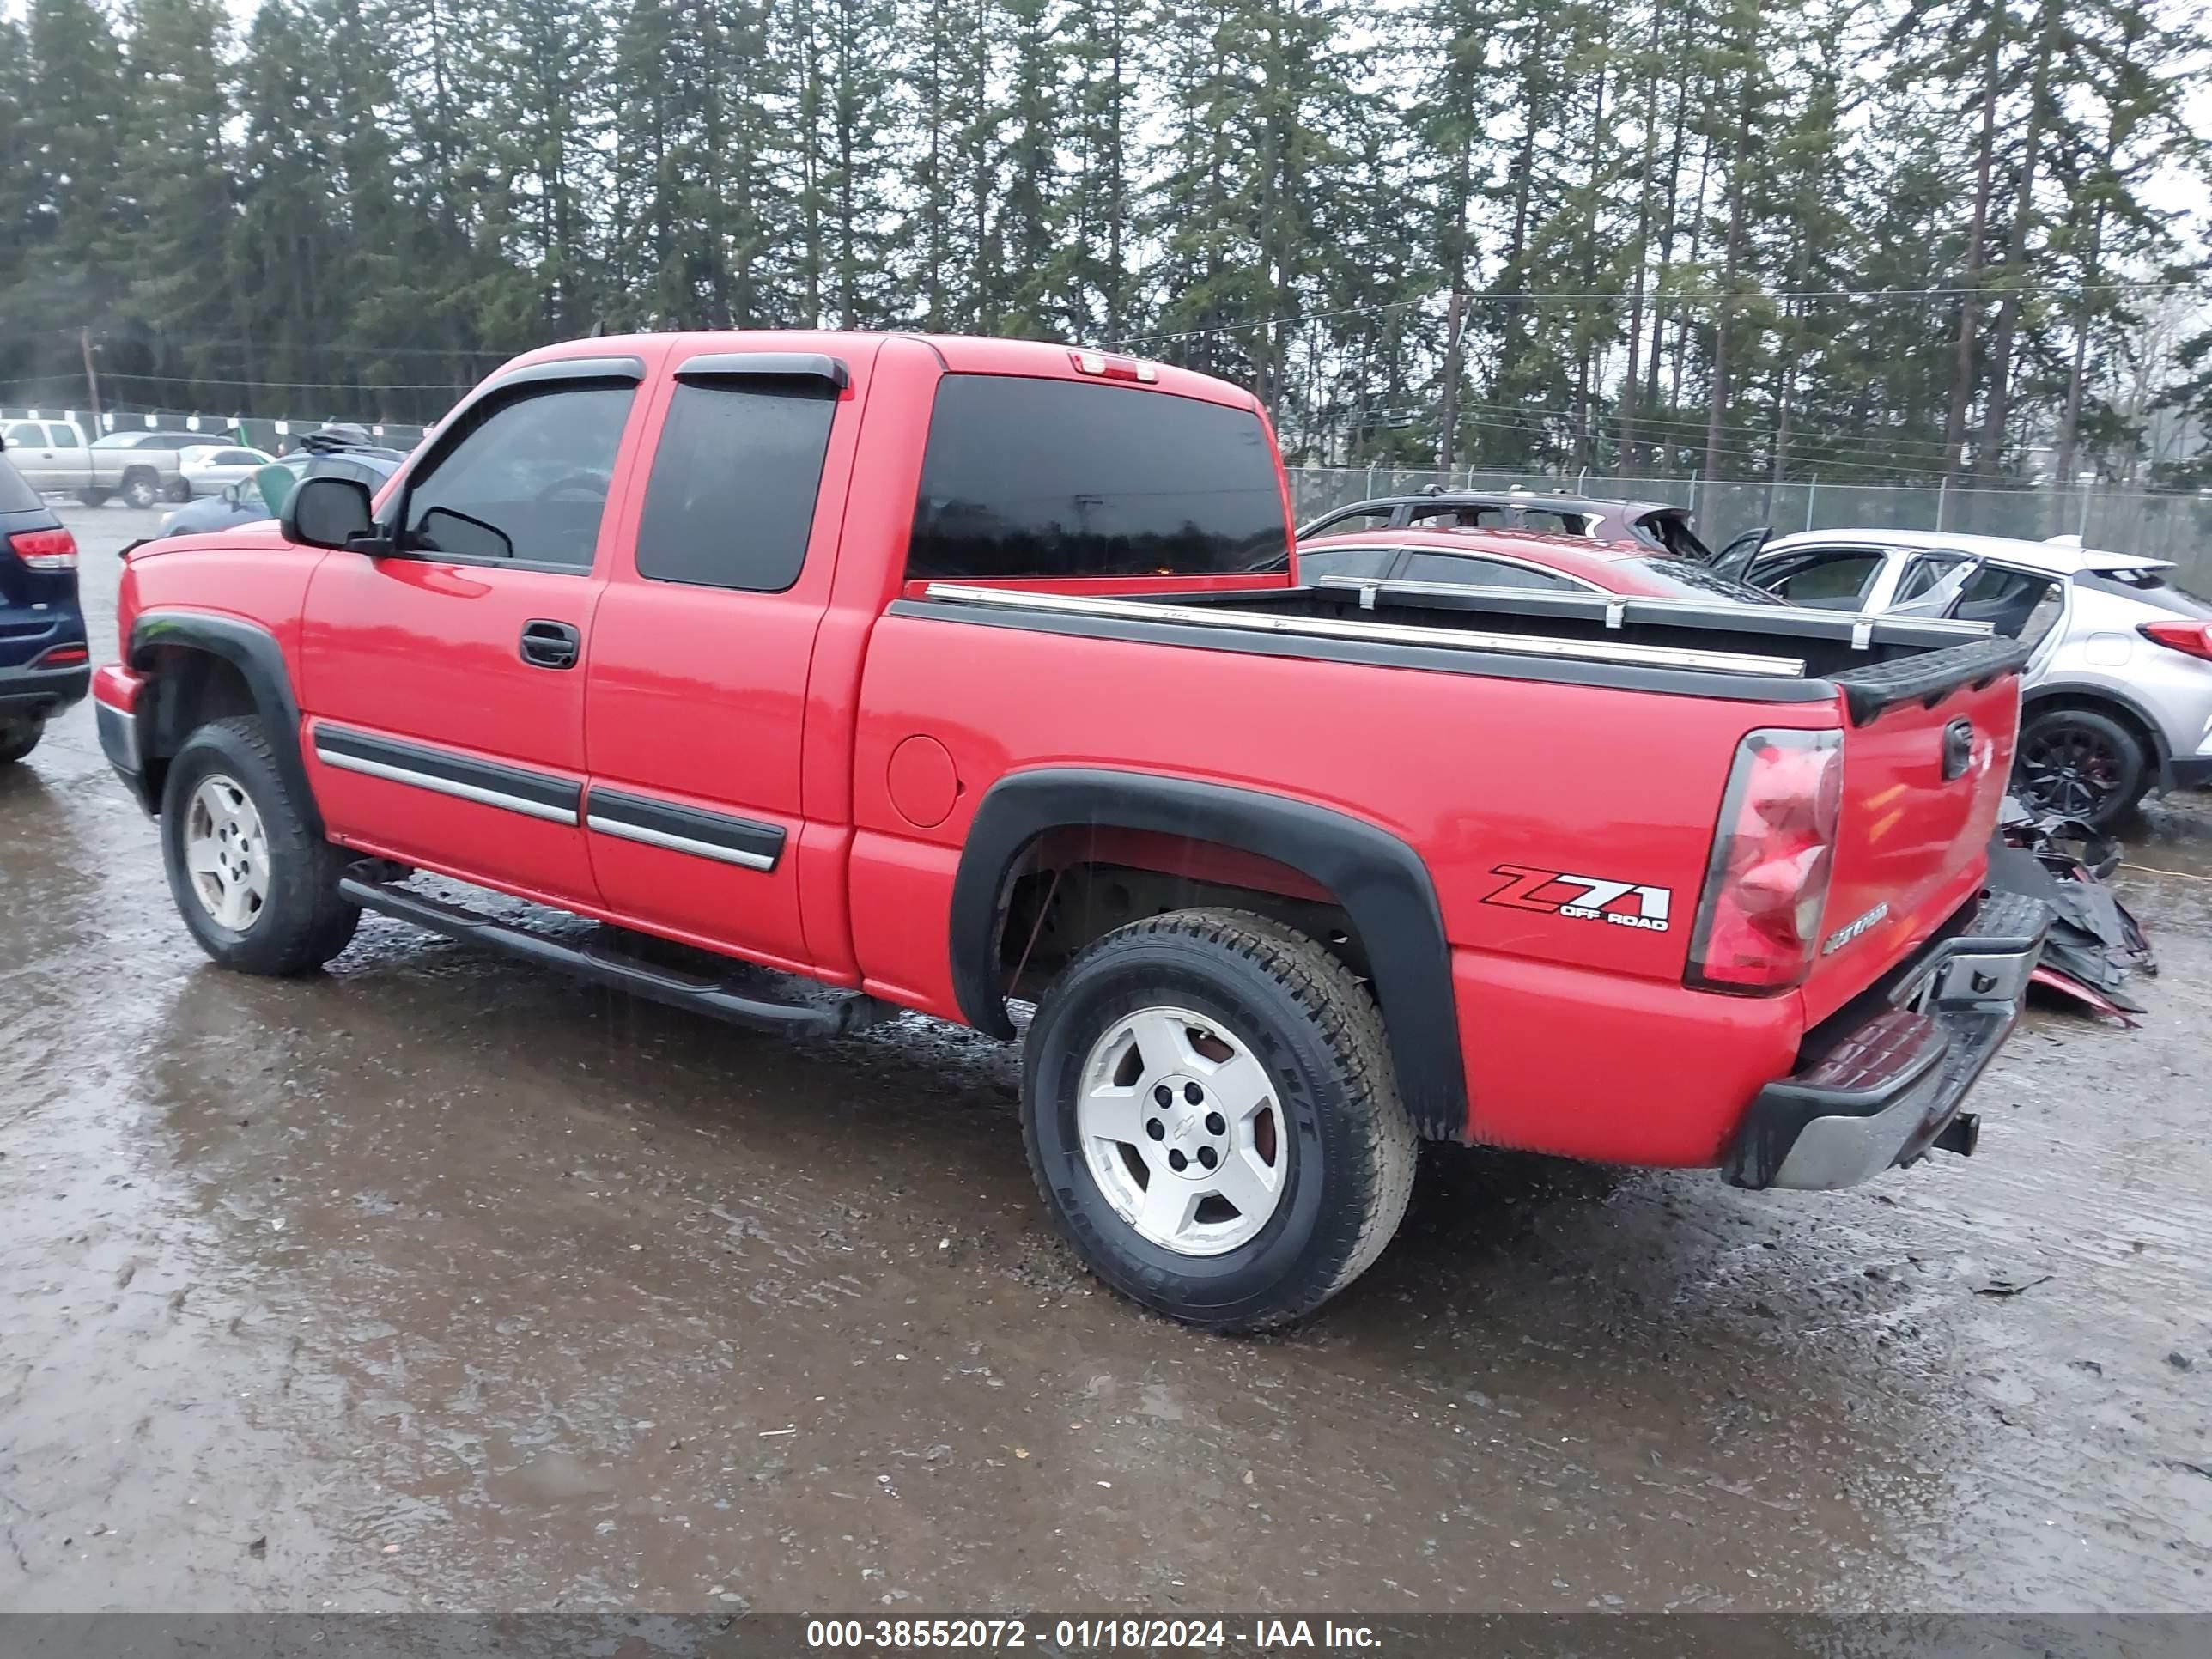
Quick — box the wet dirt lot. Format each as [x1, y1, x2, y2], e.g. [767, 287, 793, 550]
[3, 507, 2209, 1617]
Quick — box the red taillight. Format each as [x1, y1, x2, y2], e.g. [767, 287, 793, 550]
[2138, 619, 2212, 662]
[7, 526, 78, 571]
[33, 644, 88, 668]
[1686, 729, 1844, 994]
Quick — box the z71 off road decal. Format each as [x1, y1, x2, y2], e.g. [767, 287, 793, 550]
[1482, 864, 1673, 933]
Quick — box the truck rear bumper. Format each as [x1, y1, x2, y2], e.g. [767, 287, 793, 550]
[1724, 890, 2051, 1190]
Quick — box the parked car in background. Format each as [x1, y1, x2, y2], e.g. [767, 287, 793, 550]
[1743, 529, 2212, 827]
[147, 427, 407, 542]
[0, 419, 199, 507]
[178, 443, 277, 496]
[0, 437, 88, 764]
[1297, 488, 1764, 567]
[1297, 525, 1786, 605]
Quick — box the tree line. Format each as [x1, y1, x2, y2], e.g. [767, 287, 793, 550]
[3, 0, 2209, 488]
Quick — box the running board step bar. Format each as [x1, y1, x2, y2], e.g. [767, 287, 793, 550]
[337, 866, 895, 1038]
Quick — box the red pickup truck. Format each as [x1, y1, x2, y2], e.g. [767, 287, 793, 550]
[94, 332, 2047, 1329]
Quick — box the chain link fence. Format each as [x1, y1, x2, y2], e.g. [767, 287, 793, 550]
[1290, 467, 2212, 588]
[3, 404, 431, 456]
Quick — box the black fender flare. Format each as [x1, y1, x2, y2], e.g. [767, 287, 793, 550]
[950, 768, 1469, 1140]
[128, 610, 324, 836]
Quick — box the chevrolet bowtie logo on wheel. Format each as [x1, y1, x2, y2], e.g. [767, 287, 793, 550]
[1481, 863, 1674, 932]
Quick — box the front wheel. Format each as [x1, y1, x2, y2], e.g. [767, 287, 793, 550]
[160, 716, 360, 974]
[0, 716, 43, 765]
[77, 488, 112, 508]
[2014, 707, 2147, 830]
[163, 475, 194, 503]
[1022, 908, 1417, 1332]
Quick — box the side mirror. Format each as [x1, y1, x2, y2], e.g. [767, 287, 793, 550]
[282, 476, 378, 551]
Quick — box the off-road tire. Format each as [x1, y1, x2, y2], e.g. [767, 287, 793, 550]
[1023, 907, 1418, 1332]
[119, 468, 161, 510]
[0, 717, 43, 765]
[161, 715, 359, 975]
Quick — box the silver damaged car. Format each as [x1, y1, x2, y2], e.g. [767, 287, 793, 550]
[1745, 528, 2212, 828]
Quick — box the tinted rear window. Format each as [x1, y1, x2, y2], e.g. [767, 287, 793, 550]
[907, 376, 1286, 580]
[2079, 568, 2212, 620]
[1622, 556, 1784, 605]
[0, 453, 43, 513]
[636, 380, 838, 592]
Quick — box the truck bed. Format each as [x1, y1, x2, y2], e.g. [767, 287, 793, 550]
[910, 577, 2033, 723]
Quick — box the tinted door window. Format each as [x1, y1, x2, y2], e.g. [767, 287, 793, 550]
[1295, 544, 1398, 581]
[5, 422, 47, 449]
[1399, 551, 1581, 590]
[46, 424, 81, 448]
[1509, 509, 1590, 537]
[635, 380, 838, 592]
[1300, 506, 1395, 538]
[908, 376, 1286, 579]
[399, 384, 634, 570]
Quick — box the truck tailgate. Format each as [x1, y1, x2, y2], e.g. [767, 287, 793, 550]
[1802, 664, 2021, 1026]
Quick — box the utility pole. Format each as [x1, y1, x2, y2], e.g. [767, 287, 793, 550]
[78, 329, 103, 432]
[1437, 291, 1465, 473]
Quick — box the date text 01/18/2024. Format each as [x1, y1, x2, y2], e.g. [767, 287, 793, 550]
[802, 1618, 1382, 1650]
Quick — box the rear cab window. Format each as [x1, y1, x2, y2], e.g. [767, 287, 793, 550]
[907, 375, 1286, 581]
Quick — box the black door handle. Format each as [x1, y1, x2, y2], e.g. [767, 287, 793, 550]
[520, 619, 581, 670]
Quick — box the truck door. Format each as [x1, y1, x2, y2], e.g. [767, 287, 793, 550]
[581, 350, 855, 976]
[297, 362, 647, 905]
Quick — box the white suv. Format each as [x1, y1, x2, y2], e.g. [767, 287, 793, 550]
[1747, 529, 2212, 827]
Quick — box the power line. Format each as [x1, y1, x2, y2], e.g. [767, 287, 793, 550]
[99, 369, 470, 394]
[1107, 280, 2212, 351]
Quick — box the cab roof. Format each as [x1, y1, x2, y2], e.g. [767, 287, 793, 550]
[501, 331, 1262, 411]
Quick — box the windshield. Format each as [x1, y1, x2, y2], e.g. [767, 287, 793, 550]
[1622, 556, 1785, 605]
[0, 454, 44, 513]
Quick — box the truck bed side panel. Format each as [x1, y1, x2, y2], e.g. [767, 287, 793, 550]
[848, 611, 1838, 1153]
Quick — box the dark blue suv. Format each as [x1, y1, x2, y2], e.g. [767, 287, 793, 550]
[1, 440, 88, 765]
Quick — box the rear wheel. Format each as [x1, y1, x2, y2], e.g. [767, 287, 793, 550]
[0, 716, 43, 765]
[160, 716, 359, 974]
[1022, 908, 1417, 1332]
[163, 474, 193, 503]
[119, 469, 160, 510]
[2015, 707, 2147, 830]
